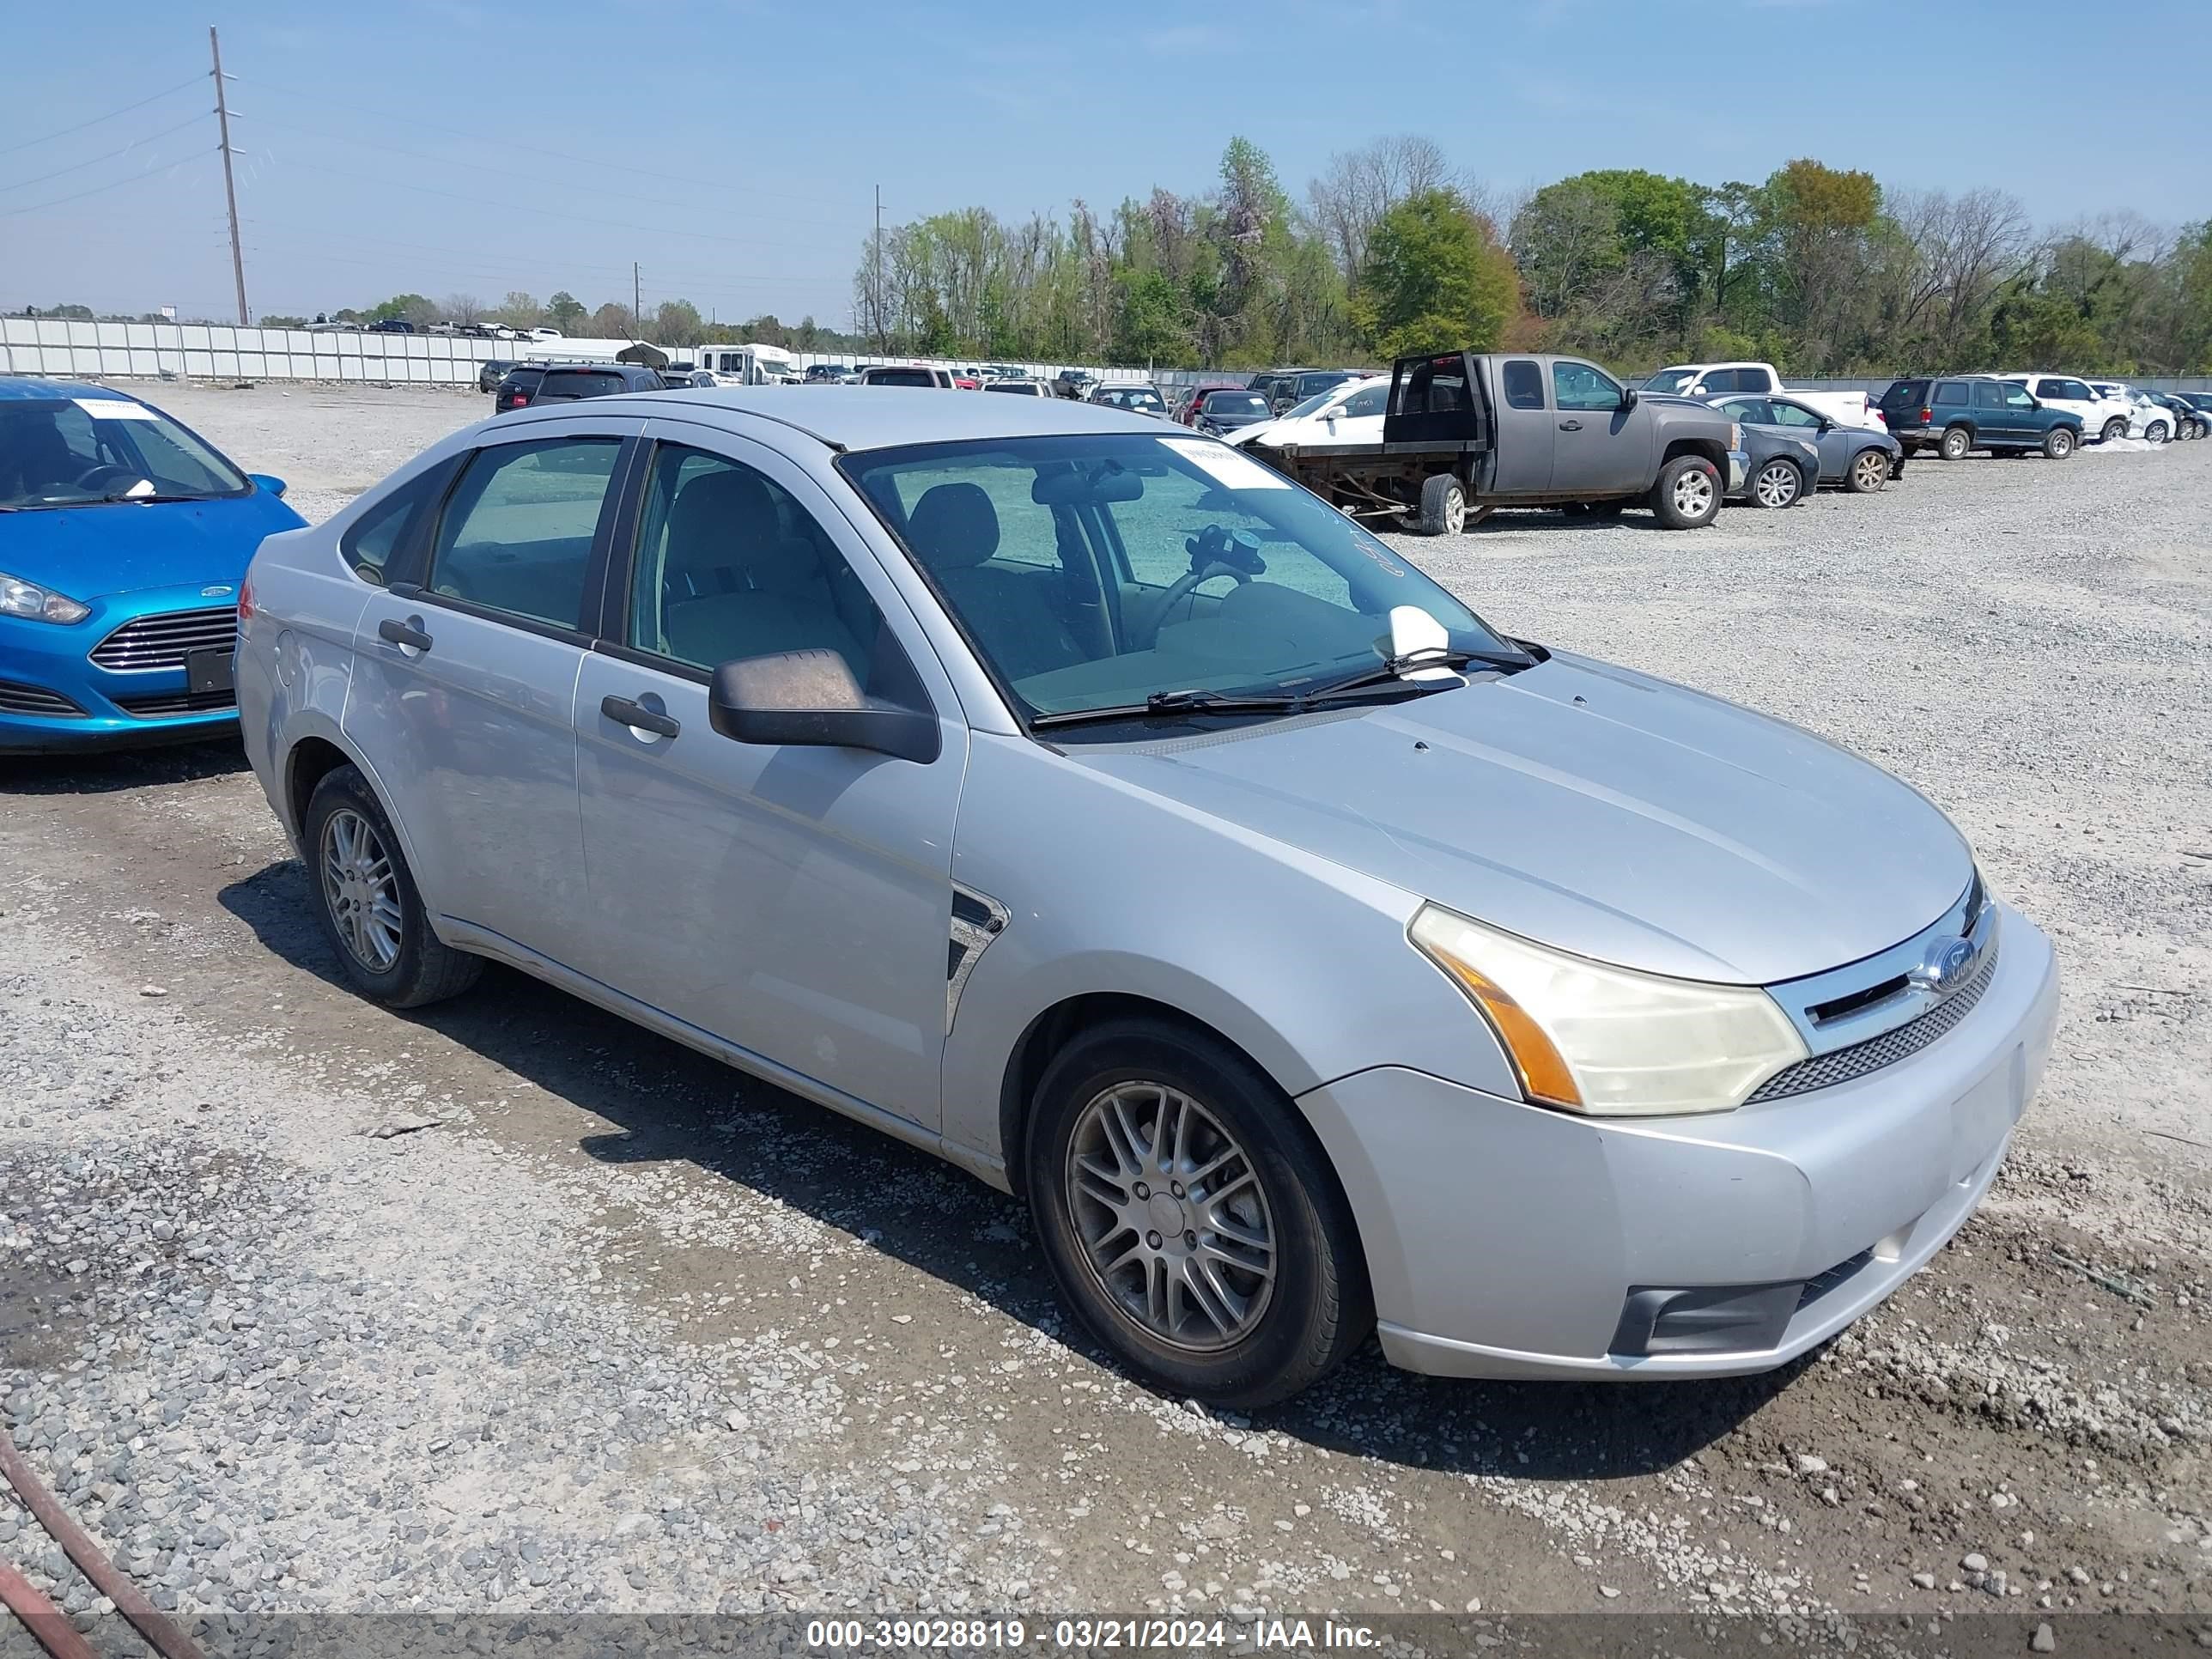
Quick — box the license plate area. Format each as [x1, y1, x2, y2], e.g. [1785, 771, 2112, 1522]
[186, 648, 235, 696]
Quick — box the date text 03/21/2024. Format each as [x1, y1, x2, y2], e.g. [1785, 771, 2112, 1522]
[803, 1620, 1380, 1650]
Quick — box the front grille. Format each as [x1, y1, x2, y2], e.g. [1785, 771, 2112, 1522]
[111, 688, 237, 719]
[89, 607, 238, 671]
[0, 678, 87, 717]
[1796, 1249, 1874, 1310]
[1748, 944, 2001, 1103]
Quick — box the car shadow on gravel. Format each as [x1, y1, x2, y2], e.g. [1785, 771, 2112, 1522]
[1, 738, 248, 796]
[217, 857, 1790, 1483]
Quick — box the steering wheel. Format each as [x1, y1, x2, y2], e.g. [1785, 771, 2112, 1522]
[1128, 526, 1266, 648]
[73, 463, 144, 495]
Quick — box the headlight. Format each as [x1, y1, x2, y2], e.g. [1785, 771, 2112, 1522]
[1409, 904, 1808, 1117]
[0, 572, 90, 624]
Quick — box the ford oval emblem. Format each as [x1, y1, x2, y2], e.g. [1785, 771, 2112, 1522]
[201, 584, 234, 599]
[1911, 935, 1978, 994]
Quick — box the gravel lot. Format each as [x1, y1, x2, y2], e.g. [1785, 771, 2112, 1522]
[3, 384, 2209, 1635]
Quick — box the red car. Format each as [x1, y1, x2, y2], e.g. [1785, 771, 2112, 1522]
[1176, 383, 1247, 426]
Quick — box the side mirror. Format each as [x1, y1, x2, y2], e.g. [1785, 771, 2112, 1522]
[708, 650, 939, 764]
[249, 473, 288, 498]
[1619, 387, 1638, 410]
[1816, 417, 1834, 432]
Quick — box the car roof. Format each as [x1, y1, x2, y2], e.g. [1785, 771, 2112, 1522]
[0, 378, 141, 404]
[507, 385, 1167, 451]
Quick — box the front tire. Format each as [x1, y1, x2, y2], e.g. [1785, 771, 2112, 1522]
[1649, 455, 1721, 528]
[2101, 417, 2129, 443]
[1939, 426, 1972, 460]
[1417, 472, 1468, 536]
[1749, 458, 1806, 508]
[1846, 449, 1889, 493]
[2042, 425, 2075, 460]
[2145, 421, 2169, 446]
[302, 764, 481, 1009]
[1024, 1018, 1370, 1408]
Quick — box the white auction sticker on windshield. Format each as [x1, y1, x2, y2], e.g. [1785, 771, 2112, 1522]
[76, 398, 158, 420]
[1159, 437, 1290, 489]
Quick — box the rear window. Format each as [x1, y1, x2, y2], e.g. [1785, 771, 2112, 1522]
[867, 368, 937, 387]
[1933, 382, 1968, 406]
[1296, 372, 1354, 398]
[536, 369, 626, 400]
[1881, 380, 1927, 407]
[1203, 392, 1269, 413]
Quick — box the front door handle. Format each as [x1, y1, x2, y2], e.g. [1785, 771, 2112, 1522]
[378, 616, 432, 653]
[601, 694, 680, 738]
[1558, 419, 1583, 431]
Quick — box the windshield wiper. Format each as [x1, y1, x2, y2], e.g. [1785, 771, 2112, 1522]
[100, 489, 205, 504]
[1292, 645, 1530, 702]
[1030, 669, 1485, 732]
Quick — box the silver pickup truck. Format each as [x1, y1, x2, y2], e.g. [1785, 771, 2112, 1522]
[1251, 350, 1747, 534]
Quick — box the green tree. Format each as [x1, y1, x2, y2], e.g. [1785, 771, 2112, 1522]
[546, 291, 586, 332]
[652, 299, 703, 345]
[496, 290, 542, 328]
[1354, 188, 1519, 359]
[366, 294, 430, 324]
[588, 301, 635, 338]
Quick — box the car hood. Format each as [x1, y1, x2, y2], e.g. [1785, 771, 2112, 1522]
[1068, 653, 1971, 985]
[1, 490, 305, 600]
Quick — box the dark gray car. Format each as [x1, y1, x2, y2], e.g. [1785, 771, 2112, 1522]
[1711, 393, 1902, 493]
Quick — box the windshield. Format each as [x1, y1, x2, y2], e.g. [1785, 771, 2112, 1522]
[841, 432, 1522, 726]
[1276, 388, 1340, 422]
[1641, 368, 1698, 394]
[0, 397, 248, 509]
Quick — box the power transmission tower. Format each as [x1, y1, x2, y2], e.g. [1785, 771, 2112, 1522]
[210, 27, 248, 325]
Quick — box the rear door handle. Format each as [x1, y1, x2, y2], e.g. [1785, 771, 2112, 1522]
[378, 616, 432, 653]
[1558, 419, 1583, 431]
[601, 694, 680, 738]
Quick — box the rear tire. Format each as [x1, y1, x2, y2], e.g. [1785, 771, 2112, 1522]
[1938, 426, 1972, 460]
[2145, 421, 2169, 446]
[1024, 1018, 1371, 1408]
[2042, 426, 2075, 460]
[1417, 472, 1468, 536]
[1748, 457, 1806, 509]
[1649, 455, 1721, 528]
[302, 764, 482, 1009]
[1846, 449, 1889, 494]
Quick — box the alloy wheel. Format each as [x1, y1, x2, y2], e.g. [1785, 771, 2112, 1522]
[1671, 466, 1715, 519]
[1851, 452, 1887, 491]
[1753, 461, 1801, 507]
[320, 807, 403, 972]
[1065, 1081, 1277, 1352]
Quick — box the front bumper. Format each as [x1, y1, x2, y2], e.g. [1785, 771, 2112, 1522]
[1724, 449, 1747, 489]
[1295, 901, 2060, 1380]
[0, 586, 240, 754]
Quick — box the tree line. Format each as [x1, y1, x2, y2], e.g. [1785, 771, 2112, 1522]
[847, 136, 2212, 376]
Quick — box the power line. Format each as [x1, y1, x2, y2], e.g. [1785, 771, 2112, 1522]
[0, 110, 211, 193]
[241, 113, 860, 240]
[0, 74, 204, 158]
[232, 74, 842, 210]
[0, 154, 208, 217]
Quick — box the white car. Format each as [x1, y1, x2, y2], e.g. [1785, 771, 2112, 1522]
[2082, 381, 2170, 443]
[1995, 374, 2133, 445]
[1640, 362, 1885, 432]
[1229, 374, 1391, 449]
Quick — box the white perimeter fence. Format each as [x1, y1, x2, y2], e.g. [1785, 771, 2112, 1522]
[5, 320, 2205, 396]
[0, 319, 1152, 388]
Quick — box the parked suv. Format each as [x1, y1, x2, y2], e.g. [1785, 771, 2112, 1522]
[1994, 374, 2130, 444]
[1249, 368, 1364, 415]
[499, 362, 670, 410]
[1877, 377, 2081, 460]
[855, 365, 958, 389]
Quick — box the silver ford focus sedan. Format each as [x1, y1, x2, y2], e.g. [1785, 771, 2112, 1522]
[237, 389, 2060, 1407]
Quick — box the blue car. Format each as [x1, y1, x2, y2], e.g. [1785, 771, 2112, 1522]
[1, 380, 305, 752]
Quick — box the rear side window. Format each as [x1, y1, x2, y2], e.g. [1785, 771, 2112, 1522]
[1500, 361, 1545, 410]
[1698, 369, 1740, 395]
[339, 463, 449, 585]
[1934, 382, 1968, 406]
[1972, 381, 2005, 409]
[1739, 367, 1775, 392]
[428, 438, 623, 629]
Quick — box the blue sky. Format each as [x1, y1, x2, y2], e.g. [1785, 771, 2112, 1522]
[4, 0, 2205, 326]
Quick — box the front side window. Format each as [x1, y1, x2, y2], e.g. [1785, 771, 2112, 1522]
[626, 443, 891, 689]
[841, 433, 1524, 725]
[2050, 379, 2093, 401]
[428, 437, 621, 629]
[1341, 383, 1388, 417]
[1719, 398, 1774, 425]
[0, 398, 246, 510]
[1553, 361, 1624, 411]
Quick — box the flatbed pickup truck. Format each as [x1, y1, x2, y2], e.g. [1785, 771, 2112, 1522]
[1249, 351, 1746, 534]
